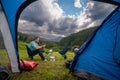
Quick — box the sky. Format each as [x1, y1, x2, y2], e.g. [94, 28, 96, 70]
[1, 0, 116, 40]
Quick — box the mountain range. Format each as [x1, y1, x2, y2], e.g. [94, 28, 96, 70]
[59, 27, 97, 47]
[18, 26, 97, 49]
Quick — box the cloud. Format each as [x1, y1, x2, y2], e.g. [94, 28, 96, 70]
[20, 0, 63, 26]
[18, 0, 117, 40]
[74, 0, 82, 8]
[19, 0, 78, 38]
[76, 1, 116, 29]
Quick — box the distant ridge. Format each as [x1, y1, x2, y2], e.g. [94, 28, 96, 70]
[59, 27, 97, 47]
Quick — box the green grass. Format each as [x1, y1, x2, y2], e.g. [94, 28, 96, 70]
[0, 49, 9, 66]
[9, 41, 78, 80]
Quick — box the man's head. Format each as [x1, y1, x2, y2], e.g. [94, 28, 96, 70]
[34, 37, 40, 43]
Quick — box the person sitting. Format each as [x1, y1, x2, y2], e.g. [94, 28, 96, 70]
[28, 37, 46, 61]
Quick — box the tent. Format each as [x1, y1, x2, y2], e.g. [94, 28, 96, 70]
[0, 1, 120, 79]
[0, 0, 36, 72]
[70, 0, 120, 80]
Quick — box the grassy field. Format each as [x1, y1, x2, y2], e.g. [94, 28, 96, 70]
[4, 41, 78, 80]
[0, 49, 9, 66]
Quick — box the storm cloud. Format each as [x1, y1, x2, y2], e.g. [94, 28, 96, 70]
[18, 0, 116, 39]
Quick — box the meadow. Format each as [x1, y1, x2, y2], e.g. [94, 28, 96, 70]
[0, 41, 78, 80]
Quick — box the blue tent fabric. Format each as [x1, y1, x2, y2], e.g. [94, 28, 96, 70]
[0, 0, 36, 57]
[113, 22, 120, 64]
[0, 0, 36, 72]
[0, 0, 25, 57]
[92, 0, 120, 6]
[113, 0, 120, 3]
[71, 7, 120, 80]
[94, 0, 120, 3]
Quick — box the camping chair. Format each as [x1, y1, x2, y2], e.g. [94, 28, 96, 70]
[25, 45, 34, 60]
[25, 45, 45, 60]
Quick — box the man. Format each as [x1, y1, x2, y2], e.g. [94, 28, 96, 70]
[28, 37, 46, 61]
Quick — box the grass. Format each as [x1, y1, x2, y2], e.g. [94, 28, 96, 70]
[0, 49, 9, 66]
[7, 41, 78, 80]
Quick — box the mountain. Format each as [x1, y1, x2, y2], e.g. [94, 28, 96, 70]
[18, 32, 63, 42]
[18, 26, 97, 50]
[48, 37, 63, 42]
[59, 27, 97, 48]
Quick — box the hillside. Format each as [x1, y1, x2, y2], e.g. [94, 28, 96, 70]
[18, 27, 97, 50]
[59, 27, 97, 48]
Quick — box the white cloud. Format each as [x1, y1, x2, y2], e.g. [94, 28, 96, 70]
[18, 0, 116, 40]
[40, 0, 64, 20]
[74, 0, 82, 8]
[76, 1, 116, 30]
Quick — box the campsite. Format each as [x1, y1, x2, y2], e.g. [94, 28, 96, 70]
[0, 0, 120, 80]
[11, 41, 78, 80]
[0, 24, 94, 80]
[10, 27, 94, 80]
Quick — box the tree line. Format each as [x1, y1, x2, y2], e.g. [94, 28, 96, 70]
[18, 32, 60, 52]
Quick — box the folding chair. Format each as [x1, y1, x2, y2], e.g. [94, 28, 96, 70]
[25, 45, 34, 60]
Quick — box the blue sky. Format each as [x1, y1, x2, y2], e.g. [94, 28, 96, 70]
[58, 0, 86, 15]
[58, 0, 80, 15]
